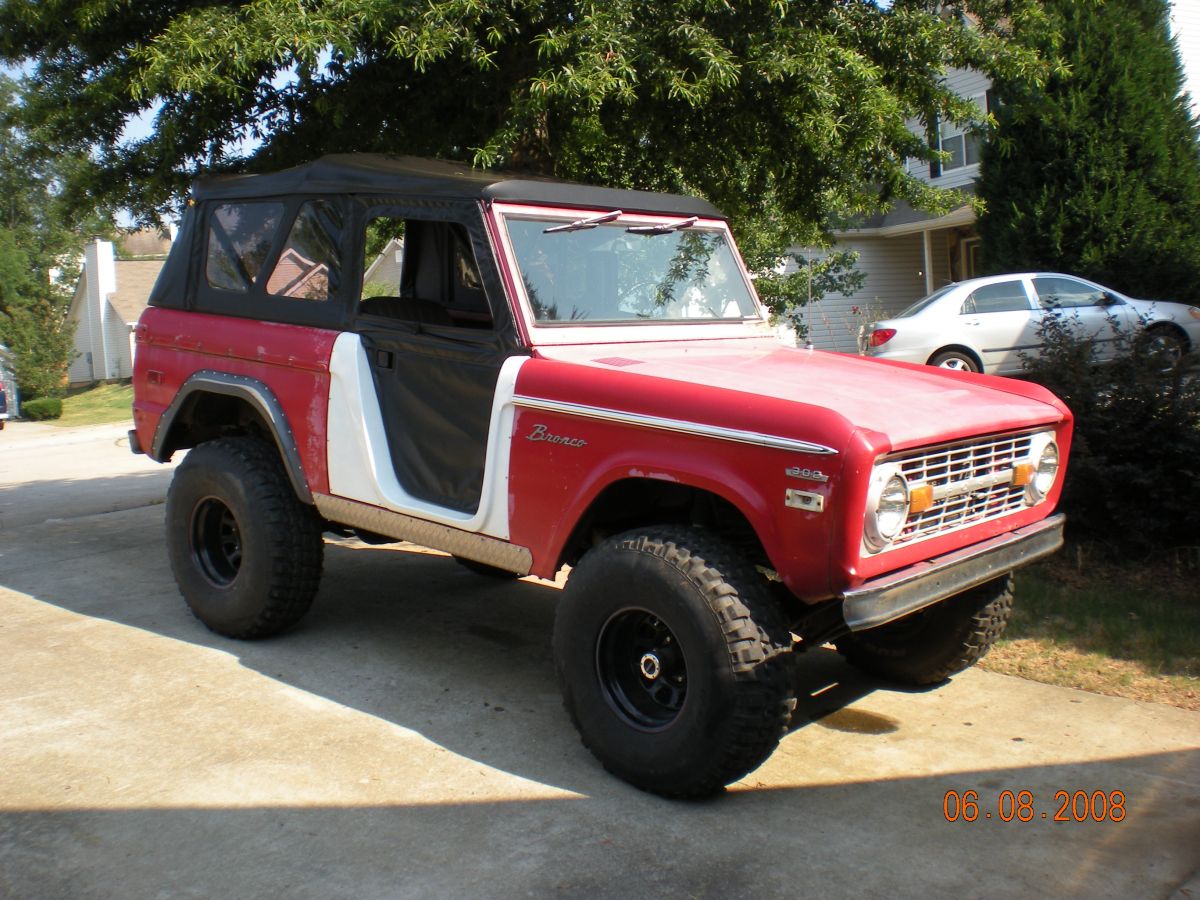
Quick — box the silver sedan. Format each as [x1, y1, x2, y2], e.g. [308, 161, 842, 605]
[859, 272, 1200, 375]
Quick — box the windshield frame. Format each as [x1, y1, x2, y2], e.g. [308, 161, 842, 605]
[489, 202, 770, 346]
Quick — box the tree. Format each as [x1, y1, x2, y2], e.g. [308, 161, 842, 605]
[978, 0, 1200, 303]
[1, 1, 1056, 318]
[0, 75, 111, 398]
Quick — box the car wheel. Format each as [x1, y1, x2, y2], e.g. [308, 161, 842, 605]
[1145, 325, 1188, 368]
[165, 437, 324, 639]
[554, 526, 795, 798]
[835, 574, 1013, 685]
[929, 349, 981, 373]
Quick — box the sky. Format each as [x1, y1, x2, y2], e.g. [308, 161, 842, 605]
[1172, 2, 1200, 111]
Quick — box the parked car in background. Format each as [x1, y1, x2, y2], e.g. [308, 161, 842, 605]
[0, 383, 8, 429]
[860, 273, 1200, 375]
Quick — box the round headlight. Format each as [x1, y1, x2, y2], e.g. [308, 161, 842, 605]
[865, 467, 910, 552]
[1025, 435, 1060, 505]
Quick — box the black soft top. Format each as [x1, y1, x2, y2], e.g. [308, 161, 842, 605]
[192, 153, 725, 219]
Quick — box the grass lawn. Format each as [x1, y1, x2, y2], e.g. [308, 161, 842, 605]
[54, 381, 134, 427]
[981, 548, 1199, 710]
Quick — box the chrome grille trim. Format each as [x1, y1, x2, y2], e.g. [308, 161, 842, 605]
[885, 430, 1044, 549]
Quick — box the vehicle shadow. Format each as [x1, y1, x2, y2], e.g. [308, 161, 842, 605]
[0, 502, 905, 797]
[3, 503, 1199, 897]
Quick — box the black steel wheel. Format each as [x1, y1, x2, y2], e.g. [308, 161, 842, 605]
[190, 497, 243, 587]
[554, 526, 795, 798]
[596, 609, 688, 730]
[166, 437, 323, 639]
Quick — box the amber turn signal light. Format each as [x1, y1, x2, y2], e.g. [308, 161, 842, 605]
[908, 484, 934, 514]
[1012, 463, 1035, 486]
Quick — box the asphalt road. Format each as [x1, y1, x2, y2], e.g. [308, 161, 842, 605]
[1, 421, 1198, 898]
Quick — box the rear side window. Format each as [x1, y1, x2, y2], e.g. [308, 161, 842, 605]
[205, 202, 284, 294]
[265, 201, 343, 301]
[961, 281, 1030, 314]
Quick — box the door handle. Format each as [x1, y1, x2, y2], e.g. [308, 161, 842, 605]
[375, 349, 395, 370]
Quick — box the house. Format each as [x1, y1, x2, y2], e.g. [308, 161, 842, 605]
[363, 236, 404, 293]
[67, 237, 167, 386]
[798, 67, 991, 353]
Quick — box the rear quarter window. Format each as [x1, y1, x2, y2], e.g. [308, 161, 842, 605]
[205, 202, 285, 294]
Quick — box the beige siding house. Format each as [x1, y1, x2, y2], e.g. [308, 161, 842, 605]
[798, 67, 989, 353]
[67, 239, 166, 386]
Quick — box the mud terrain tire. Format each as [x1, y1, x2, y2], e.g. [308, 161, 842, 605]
[166, 437, 323, 639]
[835, 574, 1014, 685]
[554, 527, 795, 798]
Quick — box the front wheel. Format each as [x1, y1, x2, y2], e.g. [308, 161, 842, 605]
[165, 437, 324, 639]
[554, 527, 795, 798]
[835, 574, 1014, 685]
[1145, 325, 1188, 368]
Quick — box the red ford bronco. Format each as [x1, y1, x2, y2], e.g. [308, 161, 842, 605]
[131, 155, 1070, 797]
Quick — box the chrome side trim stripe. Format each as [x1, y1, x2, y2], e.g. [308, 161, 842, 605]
[512, 396, 839, 456]
[314, 493, 533, 575]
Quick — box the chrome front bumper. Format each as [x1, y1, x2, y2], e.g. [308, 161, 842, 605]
[840, 514, 1065, 631]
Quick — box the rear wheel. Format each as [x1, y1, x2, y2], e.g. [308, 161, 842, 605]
[554, 526, 795, 798]
[929, 349, 981, 373]
[165, 437, 323, 639]
[835, 574, 1013, 685]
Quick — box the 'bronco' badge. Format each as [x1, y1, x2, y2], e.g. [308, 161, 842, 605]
[526, 423, 588, 448]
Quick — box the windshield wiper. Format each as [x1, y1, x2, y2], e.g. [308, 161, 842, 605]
[543, 210, 623, 233]
[626, 216, 698, 236]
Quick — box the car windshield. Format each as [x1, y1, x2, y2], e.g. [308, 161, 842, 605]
[896, 283, 959, 317]
[504, 216, 760, 323]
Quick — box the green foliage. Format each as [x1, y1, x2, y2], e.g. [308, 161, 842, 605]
[757, 247, 867, 337]
[978, 0, 1200, 304]
[0, 1, 1055, 251]
[21, 396, 62, 420]
[0, 75, 111, 398]
[1020, 312, 1200, 559]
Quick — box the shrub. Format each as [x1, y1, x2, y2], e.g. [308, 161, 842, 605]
[1021, 313, 1200, 560]
[21, 396, 62, 420]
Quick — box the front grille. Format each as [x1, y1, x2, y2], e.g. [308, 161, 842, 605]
[890, 431, 1036, 548]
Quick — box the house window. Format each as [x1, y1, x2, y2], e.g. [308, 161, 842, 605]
[928, 92, 990, 178]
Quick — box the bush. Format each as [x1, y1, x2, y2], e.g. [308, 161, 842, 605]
[21, 396, 62, 420]
[1021, 313, 1200, 560]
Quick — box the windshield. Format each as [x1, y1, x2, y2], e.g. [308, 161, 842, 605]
[896, 283, 959, 317]
[503, 216, 760, 324]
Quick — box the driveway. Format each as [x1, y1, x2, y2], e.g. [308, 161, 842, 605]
[1, 422, 1197, 898]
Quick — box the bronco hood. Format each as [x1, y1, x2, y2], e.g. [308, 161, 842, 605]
[532, 338, 1067, 451]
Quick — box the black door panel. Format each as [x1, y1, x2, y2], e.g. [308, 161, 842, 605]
[359, 325, 509, 514]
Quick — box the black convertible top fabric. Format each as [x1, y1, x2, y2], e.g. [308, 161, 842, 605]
[192, 154, 726, 218]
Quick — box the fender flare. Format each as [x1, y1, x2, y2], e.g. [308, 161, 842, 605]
[152, 370, 313, 504]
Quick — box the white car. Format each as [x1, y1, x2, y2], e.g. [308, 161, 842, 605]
[860, 272, 1200, 375]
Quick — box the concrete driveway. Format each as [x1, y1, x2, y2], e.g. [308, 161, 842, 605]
[1, 422, 1198, 898]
